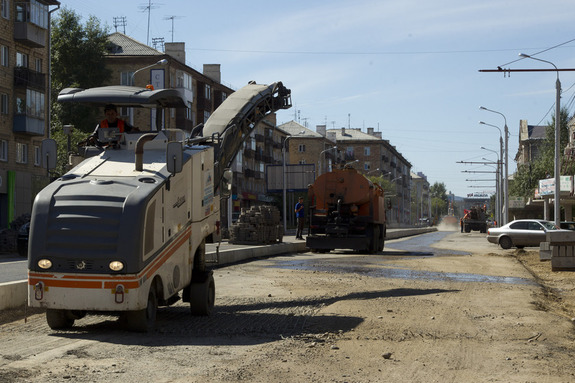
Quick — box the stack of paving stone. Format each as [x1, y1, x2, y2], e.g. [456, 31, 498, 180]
[229, 205, 283, 244]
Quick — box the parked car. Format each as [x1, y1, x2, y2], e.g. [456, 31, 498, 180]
[486, 219, 559, 249]
[17, 222, 30, 257]
[560, 221, 575, 231]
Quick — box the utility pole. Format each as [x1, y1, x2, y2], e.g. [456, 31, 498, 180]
[113, 16, 127, 34]
[151, 37, 164, 51]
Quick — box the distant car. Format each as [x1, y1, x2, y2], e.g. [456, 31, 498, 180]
[560, 221, 575, 231]
[17, 222, 30, 257]
[487, 219, 559, 249]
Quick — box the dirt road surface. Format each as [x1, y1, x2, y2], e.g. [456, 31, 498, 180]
[2, 230, 575, 382]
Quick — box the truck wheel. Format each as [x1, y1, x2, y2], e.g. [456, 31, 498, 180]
[190, 271, 215, 316]
[124, 285, 157, 332]
[370, 225, 380, 254]
[46, 309, 74, 329]
[499, 236, 513, 250]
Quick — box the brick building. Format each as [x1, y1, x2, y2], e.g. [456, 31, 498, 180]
[0, 0, 60, 228]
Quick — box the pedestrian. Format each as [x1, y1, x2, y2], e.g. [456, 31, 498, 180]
[295, 197, 305, 239]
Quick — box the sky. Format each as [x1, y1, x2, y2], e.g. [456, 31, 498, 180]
[59, 0, 575, 197]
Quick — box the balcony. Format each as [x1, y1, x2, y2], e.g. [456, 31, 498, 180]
[13, 114, 45, 136]
[14, 67, 46, 90]
[14, 22, 47, 48]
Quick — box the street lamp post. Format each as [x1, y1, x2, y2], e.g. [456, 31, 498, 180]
[519, 53, 562, 226]
[318, 145, 337, 176]
[480, 107, 509, 224]
[481, 148, 500, 226]
[480, 121, 504, 225]
[282, 131, 305, 233]
[130, 58, 169, 85]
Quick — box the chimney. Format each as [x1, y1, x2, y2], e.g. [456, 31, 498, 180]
[316, 124, 326, 137]
[341, 127, 345, 136]
[327, 131, 336, 142]
[165, 42, 185, 64]
[367, 127, 374, 135]
[203, 64, 221, 83]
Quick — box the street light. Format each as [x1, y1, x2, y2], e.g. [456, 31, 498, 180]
[519, 53, 562, 226]
[481, 148, 500, 226]
[480, 121, 504, 225]
[318, 145, 337, 176]
[479, 107, 509, 224]
[130, 58, 169, 85]
[282, 130, 305, 233]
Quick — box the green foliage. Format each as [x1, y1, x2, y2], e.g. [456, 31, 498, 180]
[50, 8, 111, 176]
[510, 107, 572, 198]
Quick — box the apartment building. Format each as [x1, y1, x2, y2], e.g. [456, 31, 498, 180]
[104, 33, 289, 225]
[0, 0, 60, 228]
[104, 33, 232, 133]
[411, 171, 430, 225]
[515, 119, 546, 165]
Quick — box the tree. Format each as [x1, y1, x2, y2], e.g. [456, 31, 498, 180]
[429, 182, 448, 220]
[50, 8, 111, 175]
[510, 107, 572, 198]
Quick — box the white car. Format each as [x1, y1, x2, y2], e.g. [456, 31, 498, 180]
[486, 219, 559, 249]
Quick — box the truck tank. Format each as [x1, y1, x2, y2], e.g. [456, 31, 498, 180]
[306, 167, 386, 253]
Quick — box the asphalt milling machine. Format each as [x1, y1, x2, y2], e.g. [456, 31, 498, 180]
[27, 81, 291, 332]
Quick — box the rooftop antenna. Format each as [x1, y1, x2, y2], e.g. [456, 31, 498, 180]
[139, 0, 162, 46]
[164, 15, 184, 42]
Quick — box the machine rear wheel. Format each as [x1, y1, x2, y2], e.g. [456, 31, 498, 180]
[190, 271, 215, 316]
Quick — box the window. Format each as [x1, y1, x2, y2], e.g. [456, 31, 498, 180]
[186, 101, 192, 120]
[120, 71, 134, 86]
[16, 0, 48, 28]
[1, 93, 8, 115]
[203, 110, 210, 123]
[0, 140, 7, 161]
[299, 159, 306, 164]
[16, 52, 28, 68]
[16, 143, 28, 164]
[35, 58, 42, 72]
[1, 0, 8, 19]
[1, 46, 8, 67]
[204, 84, 211, 99]
[298, 144, 306, 153]
[364, 147, 370, 156]
[183, 72, 193, 91]
[26, 89, 45, 118]
[34, 145, 40, 166]
[364, 162, 371, 171]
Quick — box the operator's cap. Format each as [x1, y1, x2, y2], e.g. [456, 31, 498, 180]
[104, 104, 117, 112]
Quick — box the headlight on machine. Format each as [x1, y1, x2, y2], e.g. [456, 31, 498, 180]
[109, 261, 124, 272]
[350, 204, 359, 214]
[37, 259, 52, 269]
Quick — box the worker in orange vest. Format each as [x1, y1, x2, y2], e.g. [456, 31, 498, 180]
[90, 104, 138, 146]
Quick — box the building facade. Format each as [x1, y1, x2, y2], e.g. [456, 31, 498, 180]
[0, 0, 60, 228]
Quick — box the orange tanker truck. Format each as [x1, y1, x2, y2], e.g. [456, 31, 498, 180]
[306, 167, 387, 253]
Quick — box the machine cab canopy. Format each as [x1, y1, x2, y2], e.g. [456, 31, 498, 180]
[57, 85, 187, 109]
